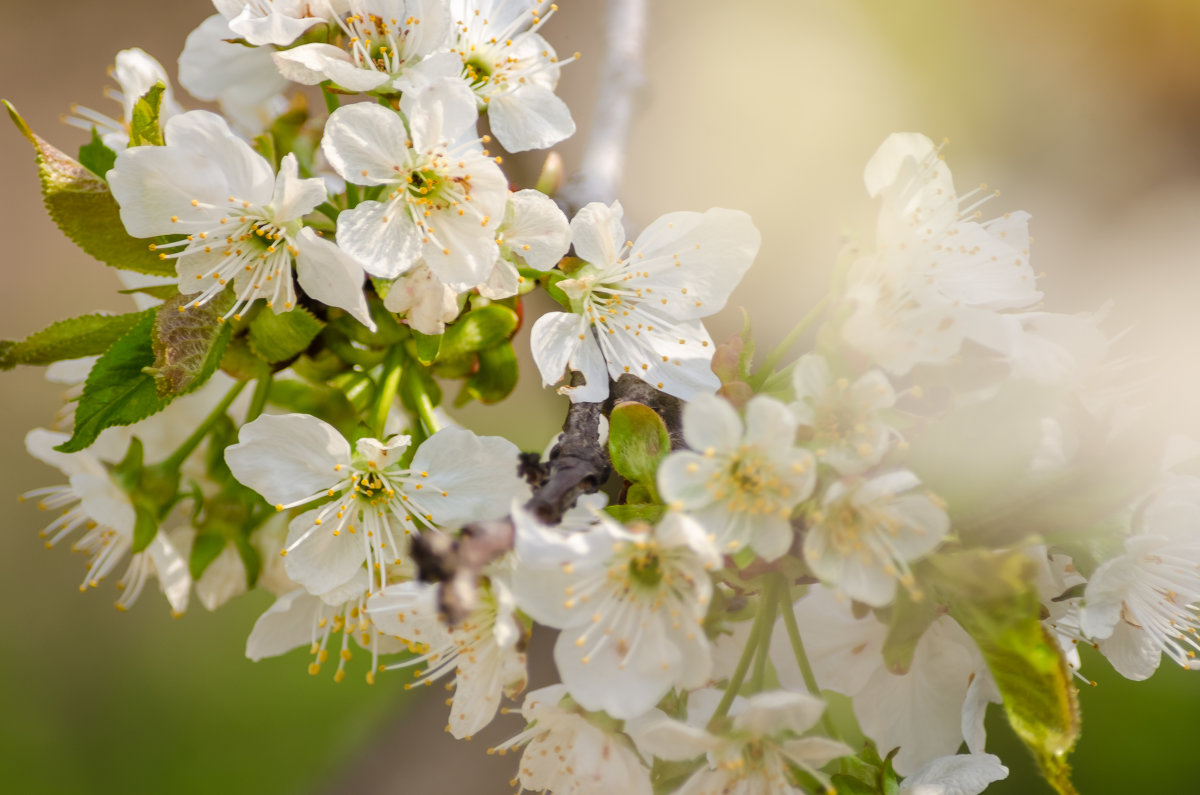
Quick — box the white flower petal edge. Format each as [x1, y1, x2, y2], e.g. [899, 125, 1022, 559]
[899, 753, 1009, 795]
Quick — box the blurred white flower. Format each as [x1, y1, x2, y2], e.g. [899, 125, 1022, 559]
[477, 188, 571, 299]
[213, 0, 332, 46]
[65, 48, 184, 152]
[899, 753, 1009, 795]
[792, 352, 896, 474]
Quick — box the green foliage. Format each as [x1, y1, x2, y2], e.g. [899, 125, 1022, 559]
[5, 100, 176, 276]
[150, 294, 233, 397]
[189, 533, 227, 581]
[439, 304, 519, 360]
[0, 310, 149, 370]
[248, 306, 325, 363]
[78, 128, 116, 179]
[931, 550, 1080, 795]
[460, 342, 519, 404]
[411, 329, 442, 364]
[220, 336, 273, 382]
[604, 503, 666, 524]
[128, 83, 166, 147]
[131, 498, 159, 554]
[56, 311, 176, 452]
[608, 402, 671, 501]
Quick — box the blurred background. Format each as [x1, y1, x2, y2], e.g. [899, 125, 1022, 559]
[4, 0, 1200, 792]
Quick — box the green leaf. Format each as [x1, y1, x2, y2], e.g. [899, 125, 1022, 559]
[608, 402, 671, 498]
[438, 304, 518, 360]
[931, 550, 1080, 795]
[268, 379, 358, 435]
[189, 533, 227, 580]
[5, 100, 175, 276]
[56, 310, 176, 452]
[829, 774, 877, 795]
[235, 533, 261, 587]
[119, 283, 178, 300]
[604, 503, 665, 524]
[460, 342, 519, 405]
[78, 128, 117, 179]
[881, 583, 940, 674]
[149, 293, 233, 397]
[411, 329, 442, 364]
[0, 310, 150, 370]
[220, 336, 272, 381]
[128, 83, 165, 147]
[248, 306, 324, 363]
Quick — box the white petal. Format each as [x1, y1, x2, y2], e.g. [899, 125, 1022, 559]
[502, 189, 571, 270]
[488, 84, 575, 152]
[229, 5, 321, 46]
[734, 690, 828, 736]
[335, 197, 421, 279]
[530, 312, 585, 389]
[245, 588, 320, 660]
[571, 201, 625, 268]
[681, 393, 743, 455]
[408, 427, 523, 526]
[400, 77, 480, 151]
[146, 532, 191, 614]
[283, 508, 367, 595]
[293, 228, 374, 329]
[271, 153, 327, 222]
[224, 413, 350, 506]
[162, 110, 274, 202]
[900, 753, 1009, 795]
[322, 103, 413, 185]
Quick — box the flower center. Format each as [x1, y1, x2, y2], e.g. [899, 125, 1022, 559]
[464, 55, 495, 88]
[627, 549, 663, 588]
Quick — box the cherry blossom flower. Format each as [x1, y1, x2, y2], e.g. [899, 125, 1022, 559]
[531, 201, 761, 402]
[273, 0, 455, 94]
[491, 685, 653, 795]
[381, 262, 461, 334]
[511, 508, 719, 719]
[321, 81, 508, 290]
[632, 690, 852, 795]
[225, 413, 522, 594]
[65, 48, 184, 151]
[109, 110, 373, 325]
[658, 394, 816, 561]
[477, 188, 571, 299]
[178, 15, 290, 136]
[841, 133, 1042, 375]
[447, 0, 577, 152]
[804, 470, 950, 607]
[22, 429, 190, 614]
[1079, 474, 1200, 679]
[368, 575, 527, 737]
[792, 352, 897, 474]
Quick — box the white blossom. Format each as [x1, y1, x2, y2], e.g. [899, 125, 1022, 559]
[213, 0, 333, 46]
[368, 575, 526, 737]
[841, 133, 1042, 375]
[382, 262, 461, 334]
[658, 394, 816, 561]
[1079, 474, 1200, 679]
[792, 352, 896, 474]
[321, 81, 507, 290]
[511, 508, 719, 719]
[900, 754, 1009, 795]
[225, 413, 522, 594]
[109, 110, 373, 326]
[804, 470, 950, 607]
[632, 690, 851, 795]
[531, 201, 760, 402]
[491, 685, 653, 795]
[65, 48, 183, 151]
[22, 429, 190, 614]
[448, 0, 577, 152]
[477, 188, 571, 299]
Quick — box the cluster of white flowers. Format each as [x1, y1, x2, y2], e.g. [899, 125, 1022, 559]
[9, 3, 1200, 794]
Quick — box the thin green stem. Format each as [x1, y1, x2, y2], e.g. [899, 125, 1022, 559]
[709, 586, 772, 729]
[410, 379, 441, 436]
[372, 346, 405, 439]
[750, 577, 780, 692]
[161, 380, 247, 471]
[776, 574, 840, 739]
[246, 373, 273, 423]
[321, 84, 340, 115]
[748, 293, 831, 391]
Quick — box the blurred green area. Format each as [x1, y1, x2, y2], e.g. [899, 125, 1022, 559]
[3, 1, 1200, 793]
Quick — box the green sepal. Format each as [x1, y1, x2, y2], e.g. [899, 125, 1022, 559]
[128, 83, 166, 147]
[459, 342, 519, 405]
[291, 348, 349, 384]
[412, 329, 442, 364]
[0, 309, 150, 370]
[220, 336, 272, 381]
[204, 414, 237, 480]
[731, 546, 757, 569]
[539, 269, 571, 308]
[56, 311, 175, 453]
[603, 503, 665, 525]
[625, 482, 654, 504]
[131, 497, 159, 554]
[5, 100, 176, 276]
[189, 532, 227, 581]
[235, 533, 262, 587]
[111, 436, 146, 493]
[931, 549, 1080, 795]
[78, 128, 117, 179]
[607, 402, 670, 500]
[248, 306, 324, 363]
[880, 583, 940, 675]
[829, 774, 876, 795]
[439, 304, 519, 360]
[329, 371, 377, 414]
[149, 293, 234, 397]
